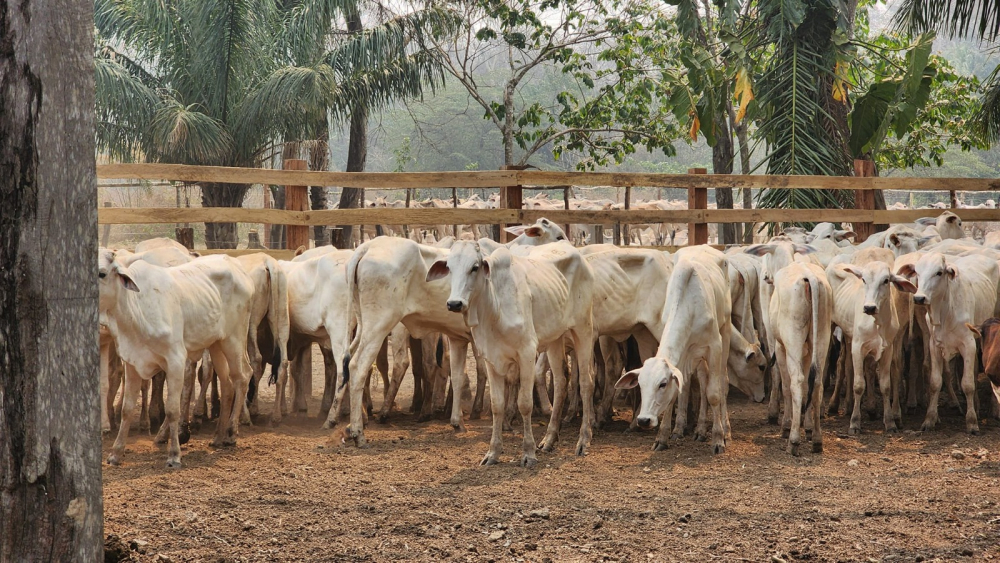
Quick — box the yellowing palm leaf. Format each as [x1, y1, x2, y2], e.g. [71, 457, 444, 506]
[734, 68, 754, 123]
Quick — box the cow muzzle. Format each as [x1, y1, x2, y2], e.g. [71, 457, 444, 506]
[913, 294, 928, 305]
[446, 300, 467, 313]
[863, 304, 878, 315]
[635, 415, 655, 429]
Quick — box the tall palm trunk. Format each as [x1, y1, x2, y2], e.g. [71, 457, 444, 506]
[202, 183, 249, 248]
[334, 10, 367, 248]
[309, 131, 330, 245]
[1, 1, 102, 559]
[713, 95, 736, 244]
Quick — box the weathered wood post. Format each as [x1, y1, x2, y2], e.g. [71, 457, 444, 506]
[247, 229, 264, 249]
[284, 159, 309, 251]
[102, 201, 113, 246]
[452, 187, 459, 238]
[499, 165, 525, 243]
[853, 159, 876, 243]
[623, 185, 632, 245]
[563, 185, 571, 243]
[175, 226, 195, 249]
[687, 168, 708, 245]
[263, 184, 272, 248]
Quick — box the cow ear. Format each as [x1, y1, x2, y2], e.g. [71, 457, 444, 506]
[503, 225, 526, 236]
[745, 349, 756, 362]
[896, 263, 916, 279]
[116, 268, 140, 292]
[891, 275, 917, 294]
[838, 264, 863, 280]
[744, 244, 775, 257]
[836, 230, 857, 242]
[524, 226, 544, 238]
[804, 234, 815, 243]
[889, 234, 900, 246]
[946, 265, 958, 279]
[793, 244, 816, 255]
[966, 323, 982, 339]
[614, 369, 640, 390]
[426, 260, 450, 282]
[481, 258, 491, 278]
[946, 214, 959, 224]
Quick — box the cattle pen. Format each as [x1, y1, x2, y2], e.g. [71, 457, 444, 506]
[98, 163, 1000, 563]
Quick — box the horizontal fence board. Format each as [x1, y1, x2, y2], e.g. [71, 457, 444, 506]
[521, 209, 705, 223]
[703, 209, 873, 223]
[97, 163, 518, 189]
[198, 249, 299, 260]
[873, 209, 1000, 223]
[97, 163, 1000, 192]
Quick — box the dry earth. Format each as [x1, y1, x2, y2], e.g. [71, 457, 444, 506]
[104, 349, 1000, 563]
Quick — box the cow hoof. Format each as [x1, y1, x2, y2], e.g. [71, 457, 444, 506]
[451, 423, 466, 434]
[351, 432, 369, 449]
[694, 433, 707, 443]
[537, 437, 556, 453]
[417, 413, 432, 423]
[969, 427, 980, 436]
[377, 413, 389, 424]
[165, 459, 182, 469]
[885, 426, 899, 435]
[788, 442, 800, 457]
[154, 433, 169, 445]
[652, 441, 668, 452]
[712, 443, 726, 455]
[905, 406, 918, 416]
[920, 421, 936, 432]
[781, 428, 790, 439]
[520, 455, 538, 469]
[767, 415, 779, 425]
[502, 423, 513, 433]
[269, 417, 282, 427]
[480, 454, 499, 466]
[179, 425, 191, 445]
[101, 427, 111, 435]
[804, 429, 813, 441]
[574, 442, 588, 457]
[812, 442, 823, 454]
[469, 410, 482, 421]
[107, 454, 121, 466]
[826, 406, 839, 417]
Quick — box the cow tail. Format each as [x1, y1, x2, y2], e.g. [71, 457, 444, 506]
[265, 261, 283, 386]
[341, 244, 368, 390]
[804, 273, 823, 412]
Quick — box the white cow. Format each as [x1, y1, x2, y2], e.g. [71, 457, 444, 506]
[897, 252, 1000, 433]
[768, 261, 833, 455]
[614, 246, 732, 454]
[916, 211, 965, 240]
[826, 249, 916, 434]
[99, 252, 254, 467]
[428, 241, 596, 465]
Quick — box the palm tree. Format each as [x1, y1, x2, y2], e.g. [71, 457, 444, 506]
[893, 0, 1000, 142]
[95, 0, 452, 248]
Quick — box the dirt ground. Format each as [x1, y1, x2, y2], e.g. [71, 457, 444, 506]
[104, 348, 1000, 563]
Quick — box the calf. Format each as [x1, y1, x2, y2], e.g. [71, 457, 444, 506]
[428, 241, 596, 466]
[614, 247, 732, 454]
[977, 318, 1000, 414]
[897, 252, 1000, 432]
[99, 252, 254, 467]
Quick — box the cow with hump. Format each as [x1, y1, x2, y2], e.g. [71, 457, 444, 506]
[614, 245, 732, 455]
[427, 239, 596, 467]
[98, 250, 255, 468]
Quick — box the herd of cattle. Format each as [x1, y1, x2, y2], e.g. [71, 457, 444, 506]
[98, 210, 1000, 468]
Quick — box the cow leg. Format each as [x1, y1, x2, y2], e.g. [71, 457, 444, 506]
[906, 331, 923, 414]
[208, 344, 236, 448]
[108, 364, 142, 466]
[409, 337, 426, 414]
[776, 343, 792, 438]
[318, 346, 336, 422]
[481, 364, 505, 466]
[179, 360, 196, 444]
[595, 339, 615, 428]
[767, 355, 782, 424]
[849, 344, 866, 436]
[944, 358, 962, 410]
[538, 340, 568, 452]
[503, 383, 518, 432]
[921, 348, 945, 431]
[471, 347, 487, 420]
[194, 351, 212, 423]
[810, 353, 826, 454]
[376, 337, 390, 402]
[827, 342, 846, 416]
[149, 372, 166, 429]
[563, 353, 581, 424]
[693, 362, 710, 442]
[517, 352, 539, 468]
[533, 353, 553, 417]
[573, 329, 597, 456]
[706, 346, 728, 454]
[342, 320, 395, 446]
[960, 341, 980, 434]
[246, 332, 263, 419]
[785, 348, 807, 456]
[877, 350, 897, 433]
[292, 345, 311, 413]
[447, 338, 470, 432]
[163, 359, 185, 468]
[672, 370, 691, 440]
[100, 340, 112, 434]
[378, 330, 411, 423]
[891, 341, 904, 426]
[139, 378, 151, 432]
[108, 350, 123, 431]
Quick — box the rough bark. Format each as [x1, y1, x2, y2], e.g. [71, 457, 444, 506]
[0, 1, 103, 560]
[333, 11, 367, 249]
[308, 136, 330, 245]
[201, 183, 248, 249]
[712, 105, 737, 245]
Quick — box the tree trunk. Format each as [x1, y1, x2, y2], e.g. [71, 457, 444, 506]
[271, 142, 300, 248]
[308, 135, 330, 245]
[503, 83, 515, 166]
[201, 183, 248, 249]
[334, 11, 367, 249]
[1, 1, 103, 560]
[712, 108, 736, 245]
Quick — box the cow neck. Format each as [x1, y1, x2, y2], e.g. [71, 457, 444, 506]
[926, 279, 954, 330]
[472, 258, 515, 333]
[106, 279, 150, 344]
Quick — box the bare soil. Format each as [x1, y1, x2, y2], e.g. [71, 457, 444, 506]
[104, 348, 1000, 563]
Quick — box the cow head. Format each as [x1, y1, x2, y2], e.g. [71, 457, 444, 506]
[426, 241, 493, 326]
[937, 211, 964, 240]
[744, 242, 814, 285]
[728, 340, 767, 402]
[840, 262, 916, 316]
[98, 249, 140, 311]
[614, 357, 683, 429]
[808, 222, 856, 245]
[896, 252, 954, 306]
[504, 218, 567, 246]
[885, 229, 921, 257]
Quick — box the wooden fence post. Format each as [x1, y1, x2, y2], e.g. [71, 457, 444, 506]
[101, 201, 113, 247]
[284, 159, 309, 250]
[623, 185, 631, 245]
[687, 168, 708, 245]
[263, 185, 272, 248]
[499, 165, 524, 243]
[175, 226, 194, 249]
[853, 159, 876, 243]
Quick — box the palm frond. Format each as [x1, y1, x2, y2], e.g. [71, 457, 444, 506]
[331, 50, 447, 120]
[147, 96, 235, 165]
[973, 66, 1000, 143]
[95, 54, 160, 161]
[892, 0, 1000, 42]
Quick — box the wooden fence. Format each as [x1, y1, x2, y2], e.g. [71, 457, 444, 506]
[97, 163, 1000, 250]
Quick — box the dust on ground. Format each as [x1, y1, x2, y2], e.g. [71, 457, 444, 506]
[104, 348, 1000, 563]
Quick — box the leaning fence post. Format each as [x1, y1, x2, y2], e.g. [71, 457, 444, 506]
[853, 159, 876, 243]
[284, 159, 309, 251]
[499, 165, 524, 243]
[687, 168, 708, 245]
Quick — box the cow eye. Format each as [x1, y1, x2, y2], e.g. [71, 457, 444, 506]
[937, 271, 943, 276]
[557, 236, 565, 241]
[99, 272, 106, 279]
[471, 264, 479, 273]
[657, 381, 668, 389]
[883, 279, 889, 285]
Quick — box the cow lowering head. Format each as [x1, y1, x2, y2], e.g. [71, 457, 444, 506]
[896, 252, 954, 306]
[504, 218, 567, 245]
[729, 340, 767, 403]
[839, 262, 916, 315]
[614, 357, 683, 430]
